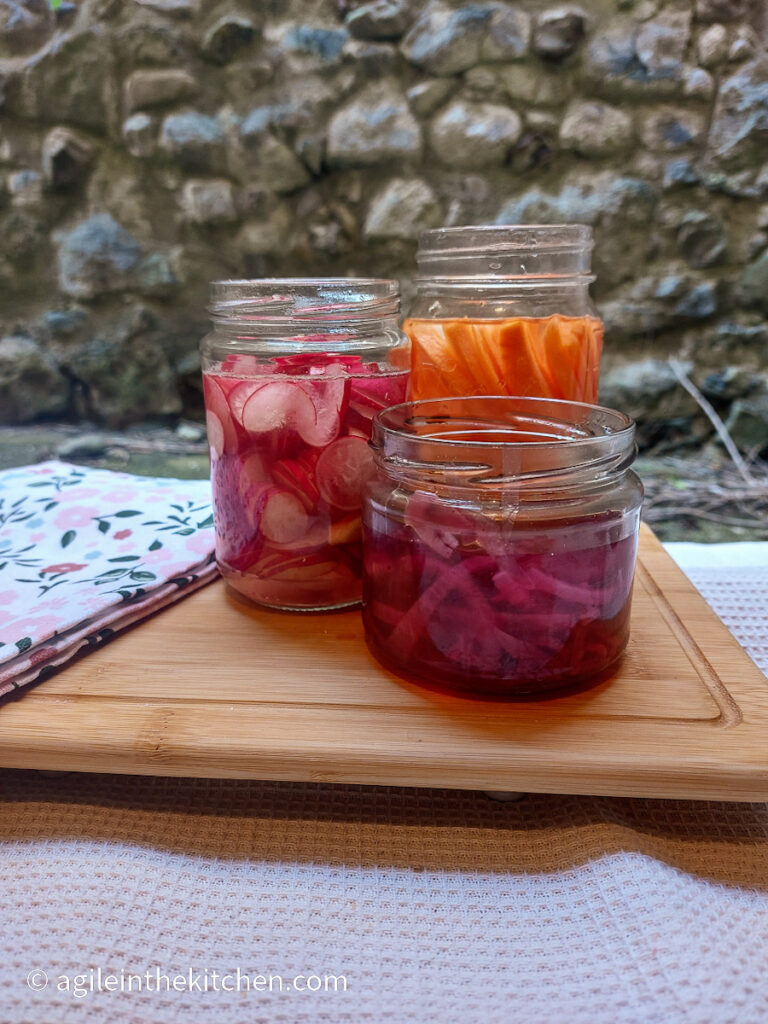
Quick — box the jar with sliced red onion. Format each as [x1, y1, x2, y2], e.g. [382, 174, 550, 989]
[362, 396, 643, 697]
[201, 279, 409, 611]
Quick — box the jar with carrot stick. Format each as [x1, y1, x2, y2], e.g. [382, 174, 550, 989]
[403, 225, 603, 404]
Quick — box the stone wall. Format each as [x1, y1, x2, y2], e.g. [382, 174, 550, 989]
[1, 0, 767, 451]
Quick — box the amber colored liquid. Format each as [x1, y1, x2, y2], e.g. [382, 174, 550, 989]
[362, 502, 637, 698]
[403, 315, 603, 403]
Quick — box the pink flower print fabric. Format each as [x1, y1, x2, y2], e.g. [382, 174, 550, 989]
[0, 461, 218, 696]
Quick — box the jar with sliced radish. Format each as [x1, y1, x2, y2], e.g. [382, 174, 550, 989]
[362, 396, 643, 697]
[201, 279, 409, 611]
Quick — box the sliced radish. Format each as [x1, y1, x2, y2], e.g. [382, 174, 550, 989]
[315, 435, 374, 511]
[228, 379, 271, 426]
[272, 455, 320, 512]
[203, 374, 238, 453]
[221, 354, 268, 376]
[261, 489, 312, 545]
[241, 380, 316, 439]
[206, 411, 225, 459]
[298, 375, 347, 447]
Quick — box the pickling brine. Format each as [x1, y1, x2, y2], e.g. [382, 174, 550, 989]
[201, 279, 409, 611]
[363, 496, 637, 697]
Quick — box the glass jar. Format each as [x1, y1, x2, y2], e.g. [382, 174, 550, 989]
[362, 396, 642, 698]
[201, 279, 410, 612]
[403, 224, 603, 404]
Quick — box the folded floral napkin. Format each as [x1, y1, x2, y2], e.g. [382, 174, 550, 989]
[0, 461, 217, 697]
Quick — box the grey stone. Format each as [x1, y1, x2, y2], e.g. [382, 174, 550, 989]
[728, 25, 759, 64]
[327, 82, 421, 166]
[202, 15, 257, 64]
[17, 28, 117, 131]
[57, 213, 141, 299]
[123, 69, 197, 114]
[43, 308, 89, 338]
[671, 280, 718, 319]
[42, 127, 94, 189]
[724, 388, 768, 452]
[364, 178, 441, 238]
[480, 6, 530, 62]
[496, 172, 657, 288]
[159, 111, 225, 169]
[342, 38, 399, 75]
[695, 0, 749, 22]
[559, 100, 633, 155]
[533, 6, 587, 60]
[697, 23, 728, 67]
[346, 0, 412, 41]
[136, 252, 179, 297]
[499, 64, 562, 106]
[682, 67, 714, 100]
[635, 10, 690, 79]
[707, 57, 768, 171]
[132, 0, 195, 14]
[464, 66, 500, 98]
[401, 2, 493, 75]
[0, 210, 43, 265]
[0, 0, 53, 58]
[116, 22, 188, 66]
[736, 250, 768, 313]
[69, 330, 182, 427]
[0, 335, 68, 425]
[676, 212, 727, 268]
[123, 113, 155, 159]
[181, 178, 236, 223]
[640, 106, 706, 151]
[586, 19, 639, 80]
[598, 358, 700, 444]
[283, 25, 349, 63]
[430, 100, 521, 168]
[406, 78, 455, 117]
[662, 158, 700, 190]
[7, 169, 42, 206]
[700, 366, 755, 400]
[237, 117, 312, 193]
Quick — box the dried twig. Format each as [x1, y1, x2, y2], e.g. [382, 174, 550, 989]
[669, 359, 756, 486]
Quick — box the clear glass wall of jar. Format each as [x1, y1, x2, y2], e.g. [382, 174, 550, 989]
[403, 225, 603, 404]
[362, 396, 642, 698]
[201, 279, 410, 612]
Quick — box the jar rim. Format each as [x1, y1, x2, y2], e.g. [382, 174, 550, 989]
[415, 225, 594, 281]
[210, 278, 401, 323]
[371, 396, 636, 485]
[418, 224, 593, 255]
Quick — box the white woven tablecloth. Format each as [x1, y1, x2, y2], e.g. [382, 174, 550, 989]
[1, 544, 767, 1024]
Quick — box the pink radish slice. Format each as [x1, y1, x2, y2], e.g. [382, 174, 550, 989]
[241, 380, 316, 438]
[261, 489, 312, 544]
[298, 375, 346, 447]
[315, 435, 374, 511]
[272, 456, 320, 512]
[238, 452, 268, 493]
[228, 379, 272, 426]
[206, 411, 225, 459]
[203, 374, 238, 453]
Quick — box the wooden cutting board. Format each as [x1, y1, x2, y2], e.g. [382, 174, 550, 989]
[1, 525, 766, 801]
